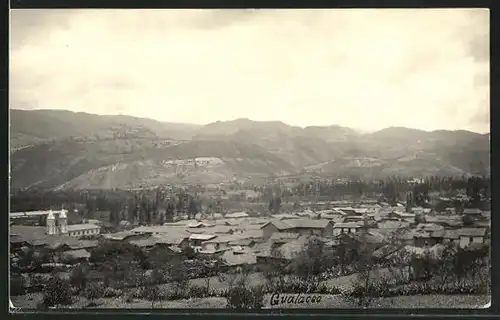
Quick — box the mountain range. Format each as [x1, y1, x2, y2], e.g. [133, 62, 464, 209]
[10, 109, 490, 191]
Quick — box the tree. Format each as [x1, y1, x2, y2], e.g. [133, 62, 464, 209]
[42, 277, 73, 307]
[144, 285, 163, 308]
[187, 197, 199, 219]
[10, 276, 26, 296]
[82, 282, 104, 305]
[291, 237, 335, 280]
[346, 235, 383, 308]
[165, 202, 175, 222]
[462, 215, 474, 226]
[415, 213, 426, 225]
[69, 264, 88, 292]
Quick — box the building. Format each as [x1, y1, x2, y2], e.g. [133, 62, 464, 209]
[260, 219, 334, 240]
[463, 208, 483, 217]
[457, 228, 487, 248]
[332, 222, 361, 236]
[189, 234, 217, 251]
[200, 234, 237, 253]
[414, 230, 445, 248]
[46, 210, 101, 237]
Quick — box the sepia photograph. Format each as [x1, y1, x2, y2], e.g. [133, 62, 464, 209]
[9, 8, 490, 310]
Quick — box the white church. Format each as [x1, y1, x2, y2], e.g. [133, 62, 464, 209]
[46, 209, 101, 237]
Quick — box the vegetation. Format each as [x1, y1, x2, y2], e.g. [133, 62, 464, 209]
[10, 110, 490, 191]
[42, 277, 73, 307]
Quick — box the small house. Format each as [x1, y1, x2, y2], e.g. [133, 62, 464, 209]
[260, 219, 334, 240]
[332, 222, 360, 236]
[456, 228, 486, 248]
[189, 234, 217, 250]
[463, 208, 483, 216]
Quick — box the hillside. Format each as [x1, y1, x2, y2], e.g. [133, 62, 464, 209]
[10, 109, 200, 149]
[9, 109, 490, 190]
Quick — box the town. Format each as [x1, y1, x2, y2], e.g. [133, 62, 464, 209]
[9, 176, 491, 309]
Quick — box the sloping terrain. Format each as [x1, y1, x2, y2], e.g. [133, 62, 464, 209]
[10, 109, 200, 148]
[10, 137, 296, 190]
[10, 110, 490, 190]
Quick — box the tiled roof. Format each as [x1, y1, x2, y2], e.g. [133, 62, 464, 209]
[273, 219, 332, 229]
[154, 232, 190, 245]
[444, 230, 459, 239]
[203, 234, 240, 243]
[66, 224, 101, 232]
[221, 250, 257, 266]
[238, 230, 263, 239]
[456, 228, 487, 237]
[189, 234, 217, 241]
[131, 225, 187, 234]
[269, 232, 300, 242]
[61, 249, 91, 260]
[463, 208, 483, 215]
[334, 222, 361, 228]
[229, 239, 255, 246]
[225, 212, 249, 219]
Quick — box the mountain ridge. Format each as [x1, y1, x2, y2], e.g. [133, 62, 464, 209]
[9, 109, 490, 190]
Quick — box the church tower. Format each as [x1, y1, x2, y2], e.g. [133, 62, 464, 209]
[46, 210, 56, 235]
[59, 209, 68, 234]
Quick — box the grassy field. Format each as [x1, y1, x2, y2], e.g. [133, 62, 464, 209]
[12, 293, 489, 310]
[10, 266, 489, 310]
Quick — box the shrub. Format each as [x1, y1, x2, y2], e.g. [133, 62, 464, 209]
[187, 285, 210, 298]
[226, 285, 265, 309]
[388, 282, 489, 296]
[82, 282, 105, 301]
[69, 265, 88, 292]
[42, 277, 73, 307]
[143, 285, 164, 308]
[103, 287, 123, 298]
[124, 293, 135, 303]
[10, 276, 26, 296]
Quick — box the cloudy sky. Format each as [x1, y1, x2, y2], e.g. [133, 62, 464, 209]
[10, 9, 489, 133]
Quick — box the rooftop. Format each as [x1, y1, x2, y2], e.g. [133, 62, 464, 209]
[221, 250, 257, 266]
[262, 219, 333, 230]
[463, 208, 483, 215]
[189, 234, 217, 241]
[456, 228, 487, 237]
[131, 225, 187, 234]
[269, 232, 301, 242]
[333, 222, 361, 228]
[203, 234, 241, 243]
[66, 224, 101, 232]
[225, 212, 249, 219]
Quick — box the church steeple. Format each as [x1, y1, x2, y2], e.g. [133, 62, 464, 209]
[46, 210, 56, 235]
[59, 207, 68, 234]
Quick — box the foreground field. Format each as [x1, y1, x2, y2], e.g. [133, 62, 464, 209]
[11, 293, 489, 309]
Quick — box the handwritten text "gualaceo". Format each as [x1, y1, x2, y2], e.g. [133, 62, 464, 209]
[269, 293, 323, 306]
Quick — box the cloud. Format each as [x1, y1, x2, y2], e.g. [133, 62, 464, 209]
[10, 8, 490, 133]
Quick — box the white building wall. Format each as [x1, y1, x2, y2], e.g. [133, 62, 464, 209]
[473, 236, 484, 245]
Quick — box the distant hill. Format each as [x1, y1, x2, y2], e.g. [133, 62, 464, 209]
[10, 109, 201, 149]
[10, 109, 490, 190]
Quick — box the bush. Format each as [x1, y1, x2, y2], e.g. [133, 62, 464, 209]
[266, 276, 341, 294]
[82, 282, 105, 301]
[70, 265, 88, 292]
[187, 285, 210, 298]
[388, 282, 489, 296]
[42, 277, 73, 307]
[103, 287, 123, 298]
[143, 285, 165, 308]
[226, 285, 265, 309]
[10, 276, 26, 296]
